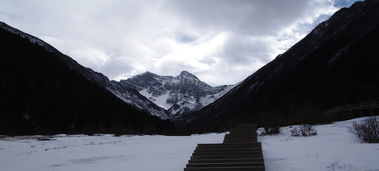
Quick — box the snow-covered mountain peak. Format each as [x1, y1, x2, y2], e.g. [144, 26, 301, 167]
[133, 71, 159, 81]
[141, 71, 158, 77]
[121, 71, 234, 114]
[178, 70, 198, 79]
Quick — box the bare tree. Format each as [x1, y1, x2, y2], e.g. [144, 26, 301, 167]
[349, 117, 379, 143]
[291, 124, 317, 137]
[259, 127, 281, 136]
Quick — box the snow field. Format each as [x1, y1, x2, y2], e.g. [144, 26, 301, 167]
[0, 134, 224, 171]
[1, 117, 379, 171]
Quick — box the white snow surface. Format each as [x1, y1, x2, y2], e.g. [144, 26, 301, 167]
[138, 84, 234, 114]
[0, 134, 224, 171]
[200, 84, 235, 107]
[1, 117, 379, 171]
[140, 89, 173, 110]
[261, 117, 379, 171]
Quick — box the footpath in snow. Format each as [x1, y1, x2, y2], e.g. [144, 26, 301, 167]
[0, 117, 378, 171]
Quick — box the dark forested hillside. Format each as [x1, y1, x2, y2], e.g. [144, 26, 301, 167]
[0, 22, 174, 135]
[183, 0, 379, 132]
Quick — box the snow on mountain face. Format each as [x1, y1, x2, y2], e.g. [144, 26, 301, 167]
[76, 68, 173, 120]
[106, 80, 173, 120]
[121, 71, 234, 115]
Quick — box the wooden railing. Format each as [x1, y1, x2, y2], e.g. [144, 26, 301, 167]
[325, 101, 379, 115]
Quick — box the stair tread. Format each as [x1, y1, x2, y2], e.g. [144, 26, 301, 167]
[184, 123, 264, 171]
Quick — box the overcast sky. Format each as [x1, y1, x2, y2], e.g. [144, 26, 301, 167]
[0, 0, 360, 86]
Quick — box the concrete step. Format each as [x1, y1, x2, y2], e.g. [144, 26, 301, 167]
[230, 129, 257, 133]
[223, 137, 258, 141]
[196, 146, 261, 150]
[223, 139, 258, 143]
[223, 138, 257, 143]
[192, 151, 262, 156]
[191, 154, 263, 159]
[223, 137, 257, 141]
[184, 123, 264, 171]
[224, 133, 257, 137]
[184, 166, 265, 171]
[194, 148, 262, 153]
[195, 149, 262, 153]
[223, 138, 258, 141]
[230, 127, 257, 131]
[188, 158, 264, 163]
[230, 126, 257, 131]
[195, 147, 262, 151]
[225, 137, 257, 140]
[223, 140, 259, 144]
[230, 130, 257, 133]
[197, 143, 261, 148]
[196, 143, 262, 149]
[187, 162, 264, 167]
[229, 129, 257, 133]
[191, 154, 263, 160]
[224, 134, 257, 138]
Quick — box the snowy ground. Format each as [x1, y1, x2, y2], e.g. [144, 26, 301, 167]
[260, 117, 379, 171]
[1, 117, 379, 171]
[0, 133, 224, 171]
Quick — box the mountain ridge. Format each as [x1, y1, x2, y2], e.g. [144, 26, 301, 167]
[121, 71, 234, 114]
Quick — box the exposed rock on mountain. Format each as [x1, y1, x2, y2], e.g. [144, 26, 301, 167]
[121, 71, 233, 115]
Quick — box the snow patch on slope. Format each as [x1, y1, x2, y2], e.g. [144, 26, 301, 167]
[106, 82, 172, 120]
[140, 89, 173, 110]
[200, 84, 235, 106]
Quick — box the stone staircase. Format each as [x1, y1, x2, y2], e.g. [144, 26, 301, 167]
[184, 124, 265, 171]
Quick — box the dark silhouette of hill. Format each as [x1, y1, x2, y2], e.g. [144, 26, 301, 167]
[183, 0, 379, 132]
[0, 22, 174, 135]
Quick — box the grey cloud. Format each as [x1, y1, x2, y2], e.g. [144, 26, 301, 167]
[0, 0, 345, 85]
[100, 57, 136, 79]
[169, 0, 330, 35]
[220, 35, 273, 66]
